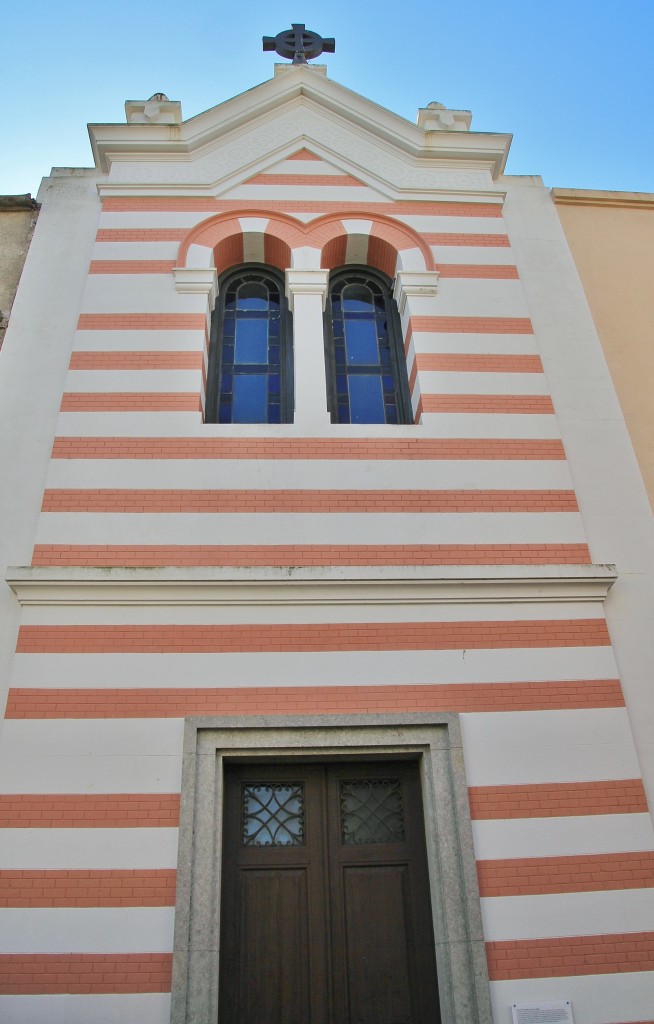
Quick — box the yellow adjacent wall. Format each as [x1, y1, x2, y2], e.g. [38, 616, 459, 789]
[553, 189, 654, 510]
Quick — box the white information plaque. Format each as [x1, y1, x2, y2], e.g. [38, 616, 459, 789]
[512, 1001, 574, 1024]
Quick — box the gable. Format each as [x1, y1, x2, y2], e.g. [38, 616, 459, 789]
[90, 67, 511, 199]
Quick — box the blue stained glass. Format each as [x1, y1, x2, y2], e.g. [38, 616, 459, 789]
[236, 282, 268, 311]
[342, 284, 374, 312]
[233, 374, 268, 422]
[234, 318, 268, 364]
[344, 319, 380, 365]
[348, 375, 385, 423]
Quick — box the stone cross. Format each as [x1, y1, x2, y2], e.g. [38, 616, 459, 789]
[263, 24, 336, 65]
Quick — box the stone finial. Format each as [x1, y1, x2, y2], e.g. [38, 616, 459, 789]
[125, 94, 183, 124]
[417, 102, 472, 132]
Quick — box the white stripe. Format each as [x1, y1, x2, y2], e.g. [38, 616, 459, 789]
[0, 907, 174, 954]
[11, 646, 619, 690]
[434, 246, 516, 265]
[419, 371, 549, 395]
[53, 411, 562, 438]
[416, 414, 559, 437]
[0, 754, 182, 796]
[481, 888, 654, 942]
[81, 275, 203, 315]
[72, 329, 204, 351]
[34, 512, 588, 546]
[225, 185, 385, 201]
[0, 994, 171, 1024]
[472, 814, 654, 860]
[18, 601, 607, 627]
[44, 456, 575, 491]
[0, 720, 184, 757]
[0, 829, 179, 869]
[411, 331, 538, 354]
[98, 212, 207, 229]
[92, 242, 179, 260]
[490, 972, 654, 1024]
[433, 277, 529, 316]
[399, 216, 508, 235]
[461, 709, 638, 786]
[63, 370, 201, 392]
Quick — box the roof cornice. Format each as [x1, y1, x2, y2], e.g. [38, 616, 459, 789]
[7, 564, 617, 607]
[88, 67, 511, 181]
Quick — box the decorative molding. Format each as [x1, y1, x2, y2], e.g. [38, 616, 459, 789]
[6, 564, 618, 608]
[394, 270, 440, 316]
[552, 187, 654, 211]
[172, 267, 218, 308]
[285, 268, 330, 312]
[89, 69, 510, 189]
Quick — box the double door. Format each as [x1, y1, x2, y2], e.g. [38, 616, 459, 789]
[219, 760, 440, 1023]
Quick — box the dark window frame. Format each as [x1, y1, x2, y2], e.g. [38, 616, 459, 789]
[206, 264, 294, 424]
[324, 266, 413, 425]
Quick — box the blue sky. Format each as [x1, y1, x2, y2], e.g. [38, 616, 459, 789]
[2, 0, 653, 197]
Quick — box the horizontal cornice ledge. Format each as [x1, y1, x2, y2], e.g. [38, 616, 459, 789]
[6, 564, 617, 607]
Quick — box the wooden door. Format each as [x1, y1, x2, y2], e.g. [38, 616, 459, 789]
[218, 761, 440, 1024]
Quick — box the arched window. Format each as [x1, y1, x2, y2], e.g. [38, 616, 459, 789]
[324, 268, 412, 424]
[206, 265, 293, 423]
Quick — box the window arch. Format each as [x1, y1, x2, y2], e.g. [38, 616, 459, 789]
[324, 267, 412, 425]
[206, 265, 293, 424]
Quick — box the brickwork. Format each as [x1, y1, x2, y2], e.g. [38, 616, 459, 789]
[486, 933, 654, 980]
[4, 680, 624, 719]
[15, 620, 611, 654]
[0, 953, 173, 994]
[0, 869, 177, 907]
[477, 852, 654, 896]
[468, 780, 650, 819]
[50, 437, 567, 460]
[0, 793, 180, 828]
[31, 542, 592, 567]
[40, 488, 579, 514]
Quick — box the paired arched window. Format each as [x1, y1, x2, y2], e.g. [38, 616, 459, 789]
[324, 268, 412, 425]
[207, 264, 411, 425]
[206, 266, 293, 424]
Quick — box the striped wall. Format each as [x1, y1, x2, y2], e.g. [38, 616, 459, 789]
[2, 141, 652, 1024]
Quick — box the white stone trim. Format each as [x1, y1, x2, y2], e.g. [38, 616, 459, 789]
[394, 270, 440, 316]
[172, 267, 217, 308]
[6, 564, 617, 607]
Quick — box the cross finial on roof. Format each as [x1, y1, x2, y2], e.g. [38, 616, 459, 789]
[262, 24, 335, 65]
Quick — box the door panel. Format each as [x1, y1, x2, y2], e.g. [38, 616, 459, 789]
[219, 761, 440, 1024]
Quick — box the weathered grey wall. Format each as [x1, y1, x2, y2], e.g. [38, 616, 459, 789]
[0, 195, 39, 349]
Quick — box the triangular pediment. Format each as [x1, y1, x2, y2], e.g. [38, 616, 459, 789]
[90, 67, 511, 198]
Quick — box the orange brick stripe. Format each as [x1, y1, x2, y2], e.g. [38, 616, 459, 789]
[0, 953, 172, 994]
[288, 149, 322, 160]
[486, 932, 654, 980]
[69, 351, 203, 370]
[422, 395, 555, 414]
[416, 354, 543, 373]
[15, 620, 611, 654]
[96, 229, 187, 241]
[411, 316, 534, 334]
[4, 680, 623, 720]
[51, 437, 567, 461]
[88, 261, 176, 274]
[468, 780, 648, 820]
[60, 393, 201, 412]
[437, 264, 519, 279]
[477, 852, 654, 897]
[101, 197, 504, 217]
[426, 233, 510, 246]
[243, 173, 366, 187]
[77, 314, 206, 331]
[30, 542, 592, 567]
[0, 793, 180, 828]
[40, 488, 578, 514]
[0, 869, 176, 907]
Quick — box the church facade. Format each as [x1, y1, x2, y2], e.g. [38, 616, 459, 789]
[1, 62, 653, 1024]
